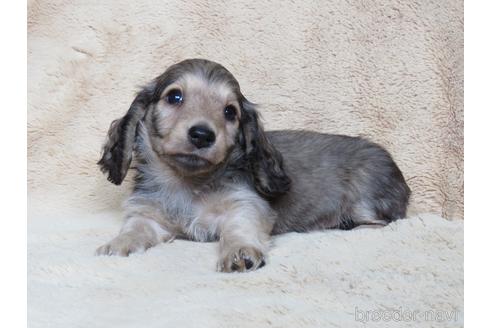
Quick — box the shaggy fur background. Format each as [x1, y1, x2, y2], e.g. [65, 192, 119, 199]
[29, 212, 463, 327]
[28, 0, 463, 327]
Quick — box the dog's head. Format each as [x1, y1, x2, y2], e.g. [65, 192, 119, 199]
[98, 59, 290, 198]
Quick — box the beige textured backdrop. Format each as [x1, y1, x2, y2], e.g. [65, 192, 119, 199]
[28, 0, 463, 219]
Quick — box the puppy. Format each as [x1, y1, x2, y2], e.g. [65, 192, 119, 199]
[96, 59, 411, 272]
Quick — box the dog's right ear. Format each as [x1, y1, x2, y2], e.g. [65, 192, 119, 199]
[98, 85, 156, 185]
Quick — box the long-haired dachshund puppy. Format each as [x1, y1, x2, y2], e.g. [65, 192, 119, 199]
[96, 58, 411, 272]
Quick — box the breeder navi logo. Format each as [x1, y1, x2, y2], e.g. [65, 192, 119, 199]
[354, 307, 460, 323]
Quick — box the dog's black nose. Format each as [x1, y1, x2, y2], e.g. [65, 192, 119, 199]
[188, 125, 216, 149]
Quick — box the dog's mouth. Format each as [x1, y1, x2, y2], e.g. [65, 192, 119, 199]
[167, 153, 213, 171]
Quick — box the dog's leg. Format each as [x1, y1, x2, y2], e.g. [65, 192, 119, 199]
[350, 201, 390, 228]
[95, 216, 172, 256]
[217, 216, 272, 272]
[213, 190, 274, 273]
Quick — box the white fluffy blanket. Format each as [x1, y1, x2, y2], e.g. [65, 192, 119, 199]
[28, 0, 463, 326]
[28, 212, 462, 327]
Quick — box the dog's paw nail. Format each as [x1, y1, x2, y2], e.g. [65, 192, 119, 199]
[244, 258, 254, 269]
[259, 259, 266, 268]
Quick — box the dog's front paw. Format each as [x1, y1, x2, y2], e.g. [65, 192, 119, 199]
[218, 247, 266, 273]
[95, 232, 154, 256]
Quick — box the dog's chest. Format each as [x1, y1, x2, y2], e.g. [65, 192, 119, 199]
[149, 181, 217, 224]
[133, 163, 230, 236]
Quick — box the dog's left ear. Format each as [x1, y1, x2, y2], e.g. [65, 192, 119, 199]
[239, 98, 291, 198]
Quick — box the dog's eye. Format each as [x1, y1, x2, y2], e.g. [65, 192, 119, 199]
[224, 105, 237, 121]
[166, 89, 183, 105]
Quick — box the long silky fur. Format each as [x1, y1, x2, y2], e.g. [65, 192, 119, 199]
[95, 58, 411, 272]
